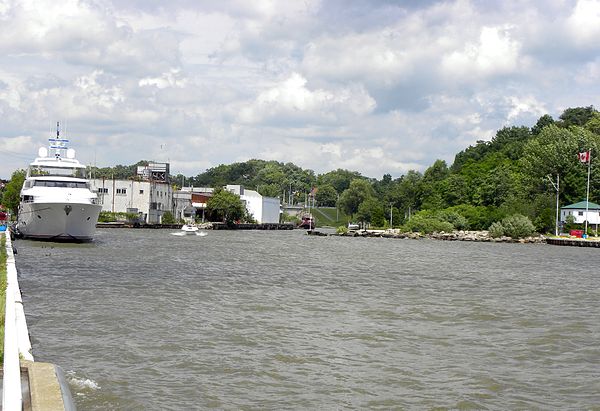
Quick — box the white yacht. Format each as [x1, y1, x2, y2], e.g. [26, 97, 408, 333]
[16, 125, 101, 241]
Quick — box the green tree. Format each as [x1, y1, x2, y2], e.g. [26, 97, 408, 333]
[207, 188, 246, 224]
[521, 125, 600, 204]
[559, 106, 598, 128]
[315, 184, 338, 207]
[257, 184, 281, 198]
[355, 197, 384, 226]
[584, 112, 600, 135]
[317, 169, 363, 194]
[390, 170, 423, 214]
[338, 179, 375, 217]
[3, 170, 25, 216]
[531, 114, 555, 135]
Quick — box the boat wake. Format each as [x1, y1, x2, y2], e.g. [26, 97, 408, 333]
[170, 231, 208, 237]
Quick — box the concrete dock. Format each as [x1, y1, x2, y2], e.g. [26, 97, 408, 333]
[546, 237, 600, 247]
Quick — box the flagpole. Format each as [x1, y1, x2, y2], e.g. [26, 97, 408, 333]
[584, 148, 592, 236]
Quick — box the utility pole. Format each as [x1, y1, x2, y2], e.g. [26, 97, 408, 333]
[584, 149, 592, 237]
[546, 174, 560, 236]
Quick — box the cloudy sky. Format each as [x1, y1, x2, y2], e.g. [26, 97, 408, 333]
[1, 0, 599, 180]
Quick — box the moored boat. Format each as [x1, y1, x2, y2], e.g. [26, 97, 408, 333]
[16, 124, 101, 241]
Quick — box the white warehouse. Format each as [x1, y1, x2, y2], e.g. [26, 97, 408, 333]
[90, 178, 173, 224]
[226, 185, 280, 224]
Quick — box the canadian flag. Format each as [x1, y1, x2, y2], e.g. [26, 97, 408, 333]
[578, 151, 590, 163]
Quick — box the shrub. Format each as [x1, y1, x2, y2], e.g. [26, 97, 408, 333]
[437, 210, 469, 230]
[488, 221, 505, 238]
[336, 226, 348, 234]
[446, 204, 503, 230]
[403, 215, 454, 234]
[161, 211, 176, 224]
[489, 214, 536, 238]
[502, 214, 536, 238]
[98, 211, 116, 222]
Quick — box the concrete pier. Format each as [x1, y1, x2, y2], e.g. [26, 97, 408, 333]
[546, 237, 600, 247]
[2, 232, 76, 410]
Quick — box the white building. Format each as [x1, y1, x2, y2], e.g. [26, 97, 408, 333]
[226, 185, 280, 223]
[90, 178, 173, 224]
[560, 201, 600, 224]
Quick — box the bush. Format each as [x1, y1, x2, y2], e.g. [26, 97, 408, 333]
[445, 205, 503, 230]
[98, 211, 141, 223]
[336, 226, 348, 234]
[488, 221, 505, 238]
[161, 211, 176, 224]
[488, 214, 536, 238]
[403, 215, 454, 234]
[502, 214, 536, 238]
[437, 210, 469, 230]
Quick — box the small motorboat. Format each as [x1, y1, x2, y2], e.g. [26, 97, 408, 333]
[171, 224, 208, 237]
[180, 224, 199, 234]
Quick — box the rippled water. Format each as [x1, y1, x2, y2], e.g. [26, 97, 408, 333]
[15, 229, 600, 410]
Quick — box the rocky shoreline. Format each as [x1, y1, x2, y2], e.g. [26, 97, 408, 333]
[332, 229, 546, 243]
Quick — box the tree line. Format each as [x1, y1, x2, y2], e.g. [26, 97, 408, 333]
[2, 105, 599, 233]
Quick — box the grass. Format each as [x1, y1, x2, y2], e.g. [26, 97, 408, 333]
[311, 207, 349, 228]
[0, 233, 7, 362]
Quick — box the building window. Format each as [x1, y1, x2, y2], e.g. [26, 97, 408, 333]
[140, 189, 144, 194]
[97, 188, 108, 194]
[578, 211, 583, 216]
[116, 188, 127, 195]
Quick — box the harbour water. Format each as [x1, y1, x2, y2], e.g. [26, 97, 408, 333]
[15, 229, 600, 410]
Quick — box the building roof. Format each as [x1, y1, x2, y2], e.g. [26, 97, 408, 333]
[561, 201, 600, 210]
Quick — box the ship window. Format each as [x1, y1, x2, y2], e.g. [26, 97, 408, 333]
[34, 181, 88, 188]
[29, 165, 86, 178]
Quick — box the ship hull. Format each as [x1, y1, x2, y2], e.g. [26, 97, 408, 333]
[17, 202, 102, 241]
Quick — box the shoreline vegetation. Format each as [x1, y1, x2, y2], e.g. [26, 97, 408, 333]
[333, 229, 546, 243]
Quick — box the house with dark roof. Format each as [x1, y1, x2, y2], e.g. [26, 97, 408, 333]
[560, 201, 600, 224]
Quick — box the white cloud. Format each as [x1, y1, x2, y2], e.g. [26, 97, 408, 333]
[566, 0, 600, 44]
[1, 1, 599, 179]
[441, 25, 522, 81]
[238, 73, 375, 125]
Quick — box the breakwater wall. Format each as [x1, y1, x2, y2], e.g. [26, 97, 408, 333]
[332, 230, 546, 243]
[546, 237, 600, 247]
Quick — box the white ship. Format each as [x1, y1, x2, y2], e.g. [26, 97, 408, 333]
[16, 124, 101, 241]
